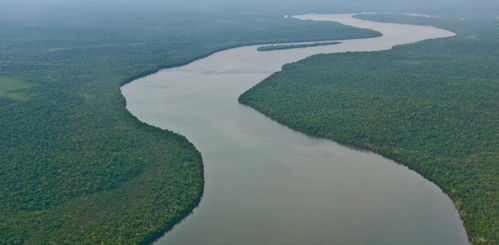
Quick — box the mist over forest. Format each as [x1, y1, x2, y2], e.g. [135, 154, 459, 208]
[1, 0, 498, 26]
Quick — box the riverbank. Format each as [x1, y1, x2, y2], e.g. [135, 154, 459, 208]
[0, 12, 380, 244]
[123, 14, 468, 245]
[240, 14, 498, 244]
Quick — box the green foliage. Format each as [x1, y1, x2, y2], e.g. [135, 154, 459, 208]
[257, 41, 342, 51]
[0, 77, 31, 93]
[0, 77, 33, 101]
[240, 16, 499, 245]
[0, 9, 379, 244]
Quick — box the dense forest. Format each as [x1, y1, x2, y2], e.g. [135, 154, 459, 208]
[240, 15, 499, 244]
[0, 7, 380, 244]
[257, 41, 341, 51]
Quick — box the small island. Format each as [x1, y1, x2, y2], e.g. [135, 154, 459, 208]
[257, 41, 341, 51]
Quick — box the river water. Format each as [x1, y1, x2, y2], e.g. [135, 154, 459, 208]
[121, 14, 469, 245]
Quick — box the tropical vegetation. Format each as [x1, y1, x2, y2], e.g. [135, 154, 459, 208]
[0, 7, 380, 244]
[240, 14, 499, 244]
[257, 41, 342, 51]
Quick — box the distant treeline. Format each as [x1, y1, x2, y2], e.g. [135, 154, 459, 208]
[241, 15, 499, 245]
[257, 41, 341, 51]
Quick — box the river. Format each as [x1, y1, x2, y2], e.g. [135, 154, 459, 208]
[121, 14, 469, 245]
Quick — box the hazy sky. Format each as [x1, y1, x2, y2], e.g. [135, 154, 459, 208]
[0, 0, 497, 25]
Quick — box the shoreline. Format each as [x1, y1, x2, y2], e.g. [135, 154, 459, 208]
[119, 14, 381, 245]
[122, 13, 468, 245]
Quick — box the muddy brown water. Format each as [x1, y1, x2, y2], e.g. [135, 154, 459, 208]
[121, 14, 469, 245]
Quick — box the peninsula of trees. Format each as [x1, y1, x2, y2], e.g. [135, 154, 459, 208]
[240, 14, 499, 245]
[257, 41, 341, 51]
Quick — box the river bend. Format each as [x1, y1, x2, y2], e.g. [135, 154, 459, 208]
[121, 14, 468, 245]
